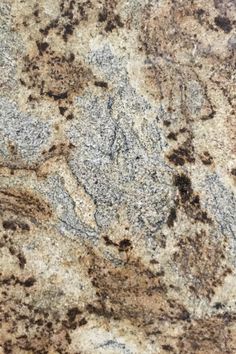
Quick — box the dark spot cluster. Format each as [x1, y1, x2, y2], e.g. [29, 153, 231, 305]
[167, 138, 195, 166]
[231, 168, 236, 176]
[173, 229, 231, 298]
[97, 1, 124, 33]
[36, 41, 49, 55]
[0, 188, 52, 221]
[0, 274, 36, 288]
[0, 232, 27, 269]
[2, 219, 30, 232]
[195, 8, 205, 24]
[94, 80, 108, 88]
[166, 207, 177, 228]
[214, 16, 232, 33]
[162, 344, 174, 352]
[200, 151, 214, 165]
[67, 306, 81, 322]
[42, 142, 75, 159]
[39, 0, 92, 42]
[176, 314, 236, 353]
[61, 306, 88, 330]
[172, 173, 212, 224]
[21, 48, 92, 117]
[174, 174, 193, 203]
[163, 119, 207, 172]
[118, 238, 132, 252]
[0, 288, 88, 353]
[103, 236, 132, 252]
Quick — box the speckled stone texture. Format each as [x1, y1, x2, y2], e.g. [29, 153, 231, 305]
[0, 1, 236, 353]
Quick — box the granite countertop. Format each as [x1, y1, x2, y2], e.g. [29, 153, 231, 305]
[0, 0, 236, 353]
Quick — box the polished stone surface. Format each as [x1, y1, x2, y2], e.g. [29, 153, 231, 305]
[0, 1, 236, 353]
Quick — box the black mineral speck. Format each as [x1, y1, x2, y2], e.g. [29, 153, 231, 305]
[24, 277, 36, 287]
[174, 174, 193, 203]
[214, 16, 232, 33]
[94, 81, 108, 88]
[67, 307, 81, 322]
[167, 208, 177, 227]
[119, 239, 132, 251]
[36, 41, 49, 55]
[162, 344, 174, 352]
[231, 168, 236, 176]
[2, 220, 17, 231]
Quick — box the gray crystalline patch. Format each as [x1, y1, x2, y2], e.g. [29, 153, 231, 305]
[68, 88, 173, 235]
[186, 80, 205, 116]
[88, 45, 126, 80]
[204, 174, 236, 239]
[0, 98, 52, 165]
[0, 3, 24, 91]
[70, 45, 173, 236]
[38, 174, 98, 242]
[0, 35, 19, 90]
[228, 34, 236, 50]
[95, 339, 133, 354]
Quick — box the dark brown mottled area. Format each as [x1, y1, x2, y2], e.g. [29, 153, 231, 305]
[0, 188, 52, 221]
[21, 49, 93, 111]
[173, 229, 231, 298]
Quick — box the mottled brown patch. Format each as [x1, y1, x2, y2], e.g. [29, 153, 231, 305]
[173, 173, 212, 224]
[97, 0, 124, 32]
[178, 313, 236, 353]
[38, 0, 92, 41]
[167, 139, 195, 166]
[86, 248, 189, 330]
[42, 142, 75, 159]
[139, 2, 216, 122]
[21, 49, 93, 110]
[0, 288, 86, 353]
[173, 230, 229, 298]
[0, 188, 52, 221]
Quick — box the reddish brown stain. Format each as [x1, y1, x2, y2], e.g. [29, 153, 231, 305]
[85, 248, 189, 330]
[21, 50, 93, 110]
[173, 230, 230, 298]
[178, 314, 236, 353]
[0, 188, 52, 221]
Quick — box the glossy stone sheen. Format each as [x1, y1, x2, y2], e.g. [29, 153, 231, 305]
[0, 1, 236, 353]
